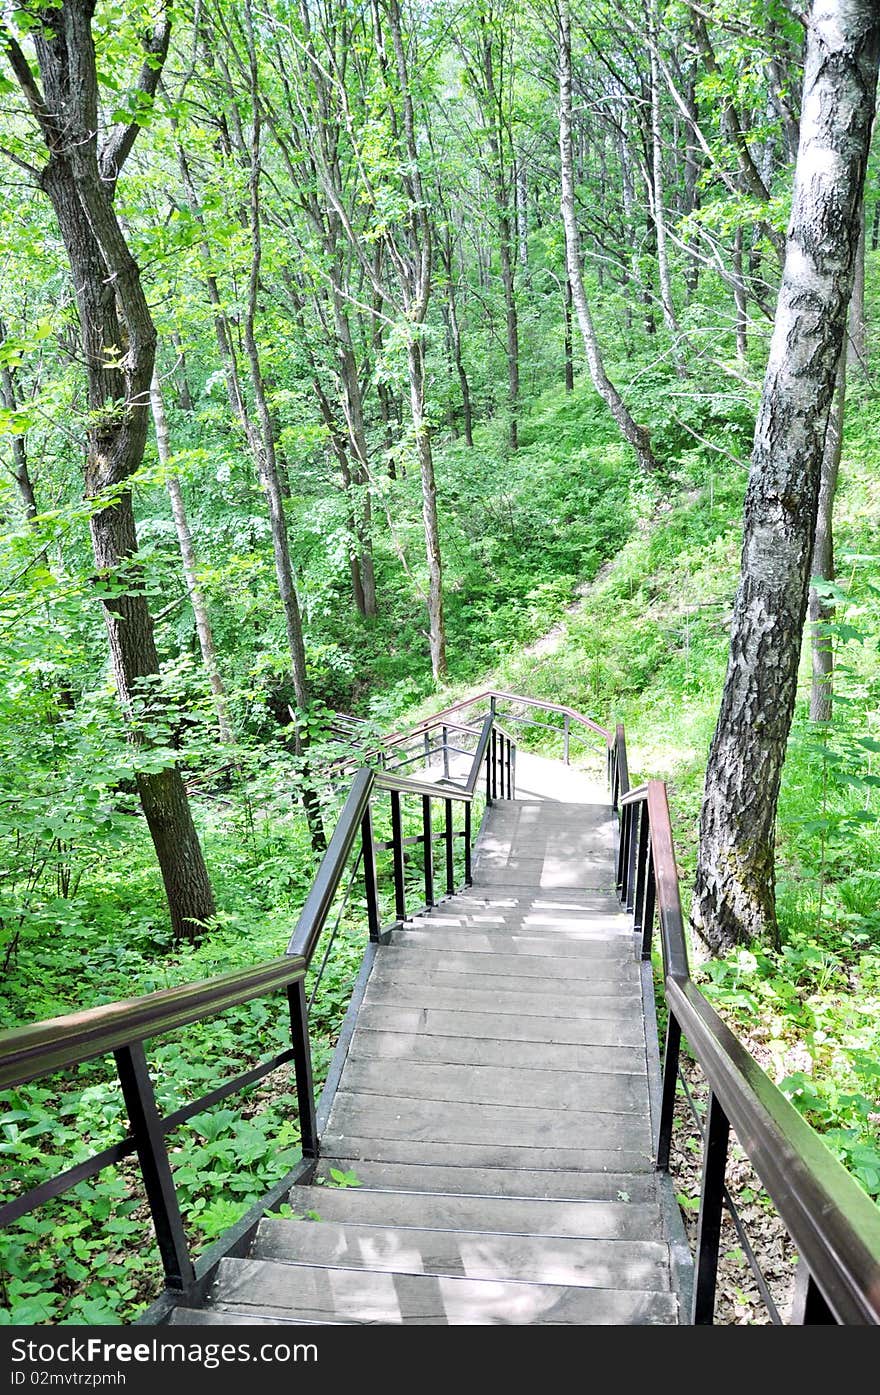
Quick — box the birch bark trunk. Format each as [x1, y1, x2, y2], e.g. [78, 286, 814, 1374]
[691, 0, 880, 954]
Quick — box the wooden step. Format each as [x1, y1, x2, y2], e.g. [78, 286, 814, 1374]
[376, 944, 635, 980]
[347, 1028, 646, 1075]
[285, 1185, 664, 1242]
[366, 958, 639, 999]
[389, 928, 634, 955]
[354, 1002, 647, 1048]
[326, 1091, 652, 1151]
[254, 1217, 670, 1290]
[312, 1158, 658, 1202]
[209, 1256, 678, 1325]
[319, 1134, 653, 1172]
[337, 1057, 648, 1113]
[362, 979, 641, 1021]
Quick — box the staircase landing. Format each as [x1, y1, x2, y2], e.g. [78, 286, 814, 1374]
[173, 774, 684, 1325]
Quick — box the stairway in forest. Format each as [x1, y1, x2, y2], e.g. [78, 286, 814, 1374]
[168, 756, 685, 1325]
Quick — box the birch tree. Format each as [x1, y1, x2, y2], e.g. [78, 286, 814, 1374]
[691, 0, 880, 954]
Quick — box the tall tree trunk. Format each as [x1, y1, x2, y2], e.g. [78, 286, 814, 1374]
[480, 31, 519, 450]
[808, 351, 846, 723]
[732, 226, 748, 360]
[691, 0, 880, 955]
[242, 0, 324, 853]
[558, 4, 658, 473]
[151, 371, 234, 746]
[3, 4, 217, 942]
[408, 335, 447, 683]
[0, 328, 37, 519]
[647, 5, 682, 369]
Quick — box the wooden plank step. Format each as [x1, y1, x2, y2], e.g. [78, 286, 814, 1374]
[254, 1218, 669, 1290]
[389, 929, 634, 956]
[362, 980, 642, 1022]
[355, 1003, 647, 1048]
[338, 1057, 648, 1113]
[286, 1186, 663, 1242]
[319, 1134, 653, 1172]
[347, 1028, 647, 1075]
[312, 1159, 658, 1202]
[473, 867, 614, 891]
[429, 892, 627, 913]
[366, 960, 639, 999]
[210, 1257, 678, 1325]
[376, 945, 635, 980]
[327, 1091, 652, 1150]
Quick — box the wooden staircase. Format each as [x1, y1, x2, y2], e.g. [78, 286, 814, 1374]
[169, 769, 686, 1325]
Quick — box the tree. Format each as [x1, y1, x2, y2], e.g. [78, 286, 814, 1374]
[558, 0, 658, 473]
[1, 0, 216, 940]
[691, 0, 880, 955]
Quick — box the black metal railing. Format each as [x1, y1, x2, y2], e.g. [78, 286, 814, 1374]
[612, 735, 880, 1326]
[0, 709, 515, 1311]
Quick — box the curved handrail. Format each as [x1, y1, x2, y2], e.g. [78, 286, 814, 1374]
[413, 688, 611, 740]
[614, 737, 880, 1324]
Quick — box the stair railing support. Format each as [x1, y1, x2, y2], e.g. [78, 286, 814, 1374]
[692, 1089, 731, 1324]
[390, 789, 406, 923]
[422, 794, 434, 908]
[288, 979, 318, 1161]
[114, 1044, 195, 1293]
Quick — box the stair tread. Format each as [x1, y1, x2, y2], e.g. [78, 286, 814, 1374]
[210, 1257, 678, 1325]
[284, 1186, 664, 1241]
[312, 1159, 658, 1201]
[347, 1028, 646, 1074]
[362, 981, 643, 1021]
[376, 944, 635, 978]
[327, 1090, 651, 1149]
[319, 1134, 653, 1171]
[338, 1056, 648, 1110]
[366, 961, 639, 999]
[351, 1003, 646, 1048]
[254, 1217, 669, 1290]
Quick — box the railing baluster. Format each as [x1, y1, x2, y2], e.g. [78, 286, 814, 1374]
[422, 794, 434, 908]
[423, 731, 430, 768]
[114, 1043, 194, 1292]
[616, 801, 630, 896]
[361, 806, 381, 942]
[641, 843, 656, 962]
[464, 801, 472, 885]
[563, 712, 570, 765]
[625, 801, 639, 913]
[693, 1089, 731, 1324]
[390, 789, 406, 922]
[633, 805, 649, 937]
[510, 742, 516, 798]
[442, 725, 450, 780]
[486, 742, 492, 805]
[656, 1013, 680, 1171]
[445, 798, 455, 895]
[491, 728, 498, 800]
[288, 979, 318, 1161]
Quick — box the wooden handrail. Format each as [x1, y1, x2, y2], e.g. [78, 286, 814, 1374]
[0, 955, 306, 1093]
